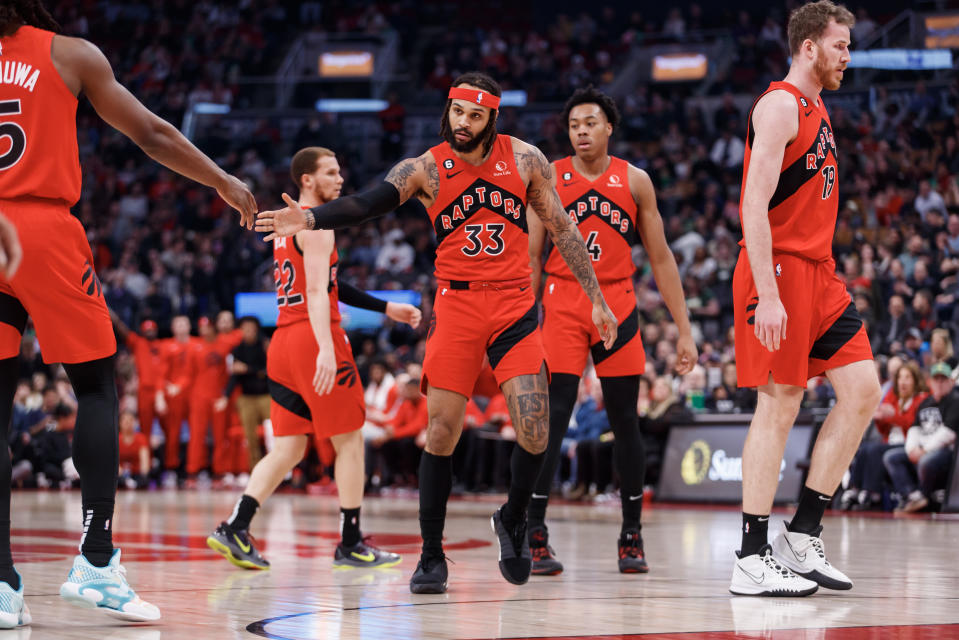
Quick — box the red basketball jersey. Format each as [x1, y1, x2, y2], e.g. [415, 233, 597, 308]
[545, 155, 638, 282]
[739, 81, 838, 261]
[427, 135, 530, 281]
[0, 26, 81, 205]
[273, 233, 340, 328]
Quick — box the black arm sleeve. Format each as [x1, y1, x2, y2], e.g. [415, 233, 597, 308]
[338, 281, 388, 313]
[310, 182, 401, 230]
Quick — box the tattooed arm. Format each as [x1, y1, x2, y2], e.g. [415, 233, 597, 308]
[514, 138, 618, 349]
[255, 152, 439, 240]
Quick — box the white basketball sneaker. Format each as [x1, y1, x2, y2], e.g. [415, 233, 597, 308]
[771, 524, 852, 590]
[60, 549, 161, 621]
[729, 545, 819, 596]
[0, 571, 30, 629]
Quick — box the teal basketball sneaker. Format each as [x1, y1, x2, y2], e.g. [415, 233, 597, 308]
[0, 571, 30, 629]
[59, 549, 160, 621]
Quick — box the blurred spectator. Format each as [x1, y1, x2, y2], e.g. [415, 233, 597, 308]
[883, 362, 958, 512]
[225, 316, 270, 469]
[842, 361, 927, 511]
[118, 409, 151, 490]
[28, 403, 78, 490]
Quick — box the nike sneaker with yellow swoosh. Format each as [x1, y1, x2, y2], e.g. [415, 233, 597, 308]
[333, 539, 401, 569]
[206, 522, 270, 570]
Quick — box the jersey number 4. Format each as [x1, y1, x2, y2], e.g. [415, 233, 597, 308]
[820, 165, 836, 200]
[0, 100, 26, 171]
[273, 259, 304, 307]
[584, 231, 602, 261]
[461, 223, 505, 256]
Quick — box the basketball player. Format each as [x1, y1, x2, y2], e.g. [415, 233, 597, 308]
[207, 147, 420, 571]
[158, 315, 196, 480]
[0, 1, 256, 625]
[109, 313, 165, 445]
[526, 86, 697, 575]
[730, 0, 880, 596]
[257, 72, 618, 594]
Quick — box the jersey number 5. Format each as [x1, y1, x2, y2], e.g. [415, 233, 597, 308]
[820, 165, 836, 200]
[0, 100, 26, 171]
[273, 259, 304, 307]
[461, 223, 505, 256]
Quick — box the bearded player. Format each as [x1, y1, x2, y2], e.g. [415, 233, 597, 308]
[208, 147, 420, 571]
[526, 86, 696, 576]
[0, 1, 256, 625]
[256, 72, 617, 594]
[729, 0, 881, 597]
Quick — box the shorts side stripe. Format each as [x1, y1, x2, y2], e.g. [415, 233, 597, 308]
[268, 377, 312, 421]
[487, 302, 538, 369]
[809, 302, 863, 360]
[0, 293, 27, 333]
[591, 305, 639, 366]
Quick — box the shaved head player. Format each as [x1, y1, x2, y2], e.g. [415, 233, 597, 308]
[0, 0, 255, 626]
[729, 0, 881, 597]
[257, 71, 618, 594]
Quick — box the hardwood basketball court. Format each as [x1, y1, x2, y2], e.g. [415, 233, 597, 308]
[10, 490, 958, 639]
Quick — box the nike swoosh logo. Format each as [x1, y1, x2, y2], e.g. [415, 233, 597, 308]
[817, 495, 832, 502]
[562, 181, 576, 187]
[351, 551, 375, 562]
[446, 170, 464, 179]
[234, 534, 251, 554]
[804, 110, 813, 117]
[758, 517, 769, 522]
[629, 494, 643, 501]
[531, 493, 549, 499]
[784, 536, 806, 562]
[738, 565, 764, 584]
[519, 286, 529, 292]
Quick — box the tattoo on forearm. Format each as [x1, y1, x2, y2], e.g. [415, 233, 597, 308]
[421, 156, 439, 199]
[305, 209, 316, 231]
[520, 146, 602, 303]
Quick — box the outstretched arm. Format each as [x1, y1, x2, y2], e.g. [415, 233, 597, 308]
[255, 152, 438, 241]
[515, 140, 617, 348]
[338, 281, 422, 328]
[54, 36, 256, 228]
[630, 165, 697, 375]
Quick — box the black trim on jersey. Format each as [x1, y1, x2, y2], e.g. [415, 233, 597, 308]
[268, 377, 311, 421]
[767, 117, 834, 211]
[545, 189, 637, 264]
[487, 302, 539, 369]
[809, 302, 863, 361]
[0, 293, 27, 333]
[292, 235, 304, 255]
[433, 178, 528, 243]
[591, 304, 639, 365]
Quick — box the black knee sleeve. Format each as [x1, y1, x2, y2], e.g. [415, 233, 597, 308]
[529, 373, 579, 527]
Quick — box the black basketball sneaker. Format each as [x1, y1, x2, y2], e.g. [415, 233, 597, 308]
[207, 522, 270, 570]
[529, 526, 563, 576]
[618, 531, 649, 574]
[409, 552, 449, 594]
[491, 505, 531, 585]
[334, 539, 401, 568]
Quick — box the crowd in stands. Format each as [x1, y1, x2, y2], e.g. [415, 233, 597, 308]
[10, 2, 957, 511]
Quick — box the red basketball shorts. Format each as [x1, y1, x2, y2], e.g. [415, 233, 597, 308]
[423, 279, 546, 397]
[266, 320, 365, 438]
[733, 251, 873, 388]
[541, 275, 645, 377]
[0, 199, 116, 364]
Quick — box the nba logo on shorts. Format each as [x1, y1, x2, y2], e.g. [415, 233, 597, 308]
[775, 263, 782, 277]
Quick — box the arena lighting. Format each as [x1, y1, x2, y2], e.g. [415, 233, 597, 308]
[315, 99, 389, 112]
[651, 53, 709, 82]
[498, 90, 527, 107]
[192, 102, 231, 115]
[846, 48, 952, 70]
